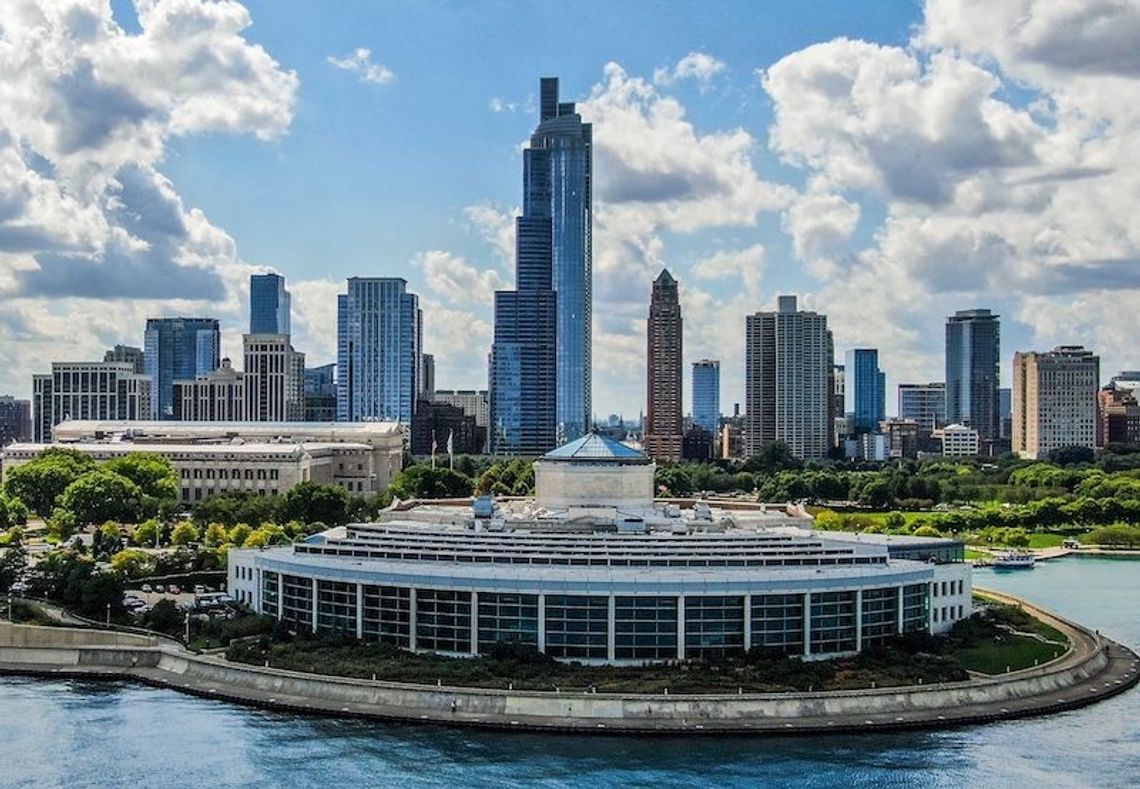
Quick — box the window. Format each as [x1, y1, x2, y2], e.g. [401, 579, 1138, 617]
[478, 593, 538, 651]
[281, 574, 313, 631]
[685, 596, 744, 659]
[861, 588, 898, 645]
[362, 586, 411, 647]
[415, 589, 471, 653]
[615, 596, 676, 660]
[810, 591, 857, 655]
[544, 595, 608, 660]
[316, 580, 357, 636]
[750, 594, 804, 655]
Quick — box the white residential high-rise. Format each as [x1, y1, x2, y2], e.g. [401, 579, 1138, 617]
[1012, 346, 1100, 460]
[744, 295, 833, 460]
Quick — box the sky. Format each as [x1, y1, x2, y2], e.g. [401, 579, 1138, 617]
[2, 0, 1139, 419]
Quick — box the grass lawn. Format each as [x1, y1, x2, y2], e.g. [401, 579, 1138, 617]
[965, 548, 991, 561]
[951, 635, 1064, 675]
[1026, 533, 1066, 549]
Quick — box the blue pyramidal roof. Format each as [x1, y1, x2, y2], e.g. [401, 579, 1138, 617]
[542, 432, 649, 463]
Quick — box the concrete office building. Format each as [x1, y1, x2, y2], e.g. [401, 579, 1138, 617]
[244, 334, 305, 422]
[898, 383, 946, 433]
[934, 424, 980, 457]
[1012, 346, 1099, 460]
[250, 273, 291, 335]
[745, 296, 833, 460]
[0, 396, 31, 446]
[337, 277, 422, 425]
[945, 309, 1000, 446]
[490, 76, 592, 453]
[31, 362, 151, 442]
[34, 420, 405, 502]
[228, 434, 971, 663]
[644, 269, 683, 463]
[144, 318, 221, 420]
[691, 360, 721, 436]
[103, 345, 144, 374]
[173, 358, 256, 422]
[1098, 383, 1140, 446]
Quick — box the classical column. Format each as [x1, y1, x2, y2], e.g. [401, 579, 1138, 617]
[802, 592, 812, 659]
[743, 593, 753, 652]
[676, 595, 686, 660]
[896, 586, 905, 634]
[310, 578, 319, 633]
[409, 587, 418, 651]
[470, 591, 479, 656]
[356, 582, 364, 640]
[537, 593, 546, 654]
[607, 595, 616, 663]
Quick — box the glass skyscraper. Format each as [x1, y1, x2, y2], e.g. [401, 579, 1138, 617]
[490, 76, 592, 453]
[692, 360, 721, 436]
[844, 348, 885, 433]
[336, 277, 421, 424]
[249, 273, 291, 335]
[945, 308, 1000, 443]
[144, 318, 220, 419]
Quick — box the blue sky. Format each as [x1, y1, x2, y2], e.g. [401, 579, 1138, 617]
[3, 0, 1138, 419]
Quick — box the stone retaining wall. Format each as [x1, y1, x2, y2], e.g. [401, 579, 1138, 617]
[0, 586, 1134, 733]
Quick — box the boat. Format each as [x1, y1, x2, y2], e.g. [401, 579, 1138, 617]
[993, 550, 1036, 569]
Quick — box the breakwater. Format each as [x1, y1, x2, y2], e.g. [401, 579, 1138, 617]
[1, 588, 1136, 734]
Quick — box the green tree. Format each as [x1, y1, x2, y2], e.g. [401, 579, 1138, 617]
[284, 481, 350, 526]
[0, 542, 28, 593]
[59, 470, 144, 525]
[132, 518, 162, 547]
[110, 548, 155, 578]
[203, 522, 228, 548]
[170, 521, 201, 546]
[3, 448, 97, 515]
[103, 453, 179, 502]
[45, 507, 77, 543]
[227, 523, 253, 547]
[99, 521, 123, 543]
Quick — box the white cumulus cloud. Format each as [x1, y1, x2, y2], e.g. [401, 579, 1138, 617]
[326, 48, 395, 85]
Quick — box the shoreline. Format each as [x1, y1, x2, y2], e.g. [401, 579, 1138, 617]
[1, 588, 1137, 735]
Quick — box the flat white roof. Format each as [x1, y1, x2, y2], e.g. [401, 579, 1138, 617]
[3, 441, 372, 456]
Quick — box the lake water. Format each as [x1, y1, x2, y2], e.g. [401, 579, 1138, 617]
[2, 556, 1137, 788]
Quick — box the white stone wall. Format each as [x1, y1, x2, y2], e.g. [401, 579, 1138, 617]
[931, 562, 973, 633]
[534, 462, 656, 510]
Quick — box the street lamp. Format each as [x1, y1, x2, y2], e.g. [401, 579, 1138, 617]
[105, 602, 111, 625]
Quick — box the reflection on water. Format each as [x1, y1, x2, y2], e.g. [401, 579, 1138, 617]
[1, 556, 1136, 789]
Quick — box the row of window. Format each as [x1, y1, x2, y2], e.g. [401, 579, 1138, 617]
[184, 487, 279, 501]
[295, 544, 887, 569]
[259, 575, 933, 659]
[181, 468, 281, 480]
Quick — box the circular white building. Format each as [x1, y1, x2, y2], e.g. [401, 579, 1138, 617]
[229, 438, 972, 664]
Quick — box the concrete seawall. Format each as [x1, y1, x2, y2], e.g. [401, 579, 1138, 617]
[2, 589, 1137, 734]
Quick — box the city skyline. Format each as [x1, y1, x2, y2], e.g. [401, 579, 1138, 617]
[2, 2, 1137, 418]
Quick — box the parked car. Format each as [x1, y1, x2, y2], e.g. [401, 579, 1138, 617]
[167, 584, 181, 595]
[122, 596, 146, 610]
[193, 585, 206, 595]
[141, 584, 153, 594]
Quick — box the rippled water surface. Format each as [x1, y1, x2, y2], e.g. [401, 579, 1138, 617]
[2, 556, 1137, 788]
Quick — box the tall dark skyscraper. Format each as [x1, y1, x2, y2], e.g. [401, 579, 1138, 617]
[945, 308, 1000, 444]
[337, 277, 422, 424]
[144, 318, 220, 419]
[644, 269, 683, 462]
[250, 273, 291, 335]
[490, 76, 592, 453]
[844, 348, 885, 433]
